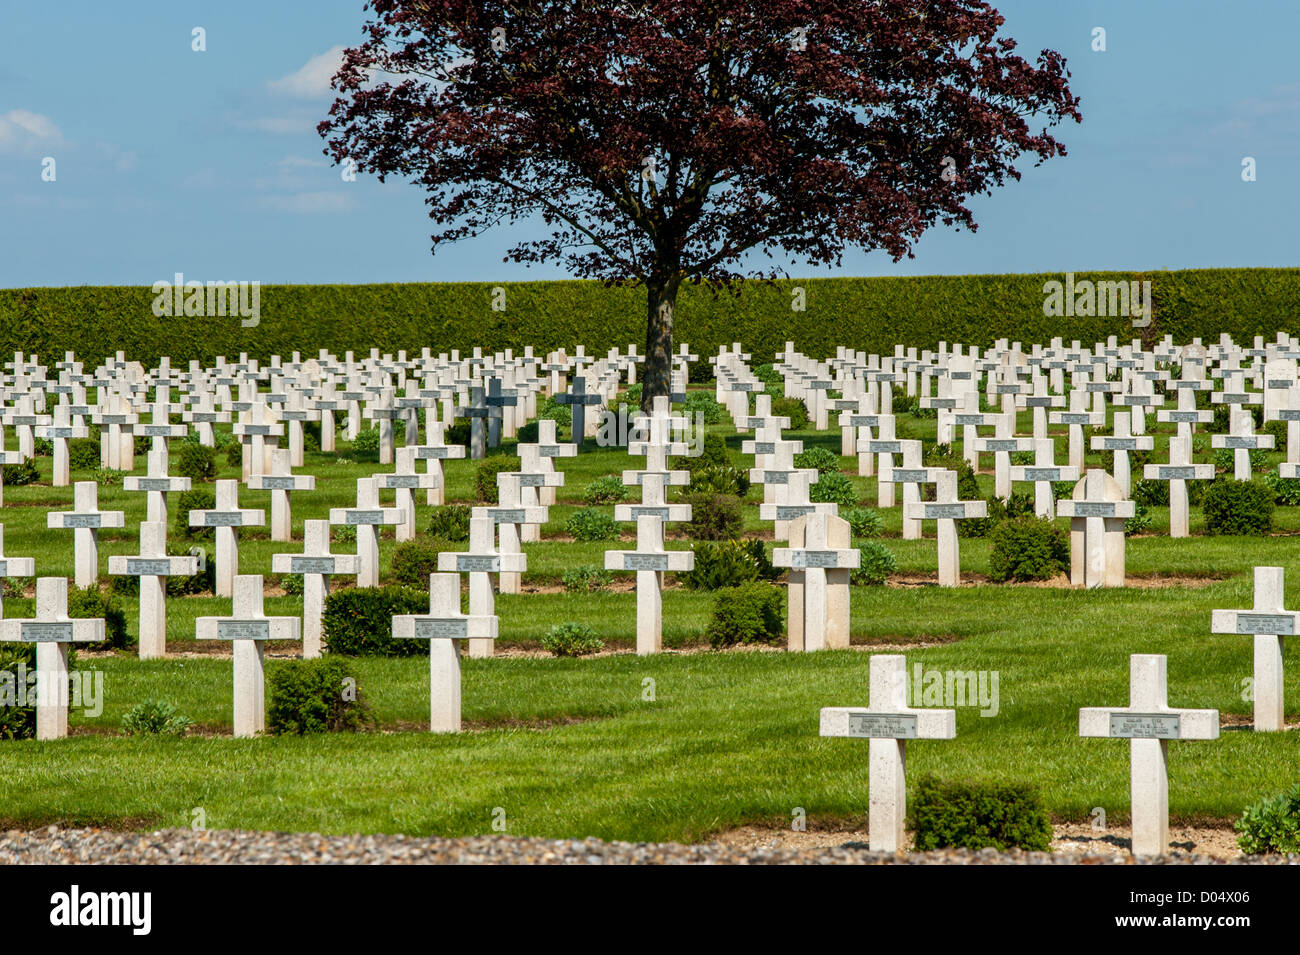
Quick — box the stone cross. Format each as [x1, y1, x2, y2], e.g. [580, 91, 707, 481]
[279, 387, 320, 467]
[517, 419, 573, 537]
[189, 479, 265, 597]
[1049, 390, 1104, 471]
[820, 654, 956, 853]
[1008, 437, 1079, 520]
[1211, 566, 1297, 733]
[0, 577, 103, 740]
[475, 473, 547, 595]
[271, 519, 358, 658]
[437, 514, 524, 659]
[375, 447, 438, 541]
[0, 525, 35, 618]
[773, 512, 858, 651]
[137, 389, 188, 464]
[454, 384, 490, 459]
[412, 420, 468, 506]
[124, 448, 191, 525]
[107, 521, 198, 659]
[1079, 654, 1218, 858]
[1021, 376, 1065, 440]
[195, 574, 301, 738]
[91, 391, 138, 471]
[1057, 470, 1133, 588]
[182, 389, 231, 447]
[363, 386, 400, 464]
[604, 511, 693, 656]
[880, 440, 944, 539]
[1142, 435, 1213, 538]
[232, 400, 284, 479]
[972, 413, 1033, 500]
[1212, 408, 1273, 481]
[484, 376, 518, 448]
[249, 447, 316, 542]
[1090, 410, 1153, 498]
[330, 477, 404, 588]
[393, 572, 498, 732]
[47, 481, 125, 588]
[34, 404, 88, 487]
[903, 470, 986, 586]
[553, 375, 604, 443]
[860, 417, 903, 505]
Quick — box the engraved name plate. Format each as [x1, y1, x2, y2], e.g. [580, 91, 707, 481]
[1071, 502, 1116, 517]
[291, 557, 337, 574]
[63, 514, 103, 528]
[21, 622, 75, 642]
[925, 504, 967, 519]
[126, 559, 174, 576]
[345, 510, 385, 525]
[847, 712, 918, 739]
[1157, 466, 1197, 480]
[217, 620, 271, 640]
[624, 553, 670, 571]
[1235, 613, 1295, 635]
[134, 478, 177, 492]
[415, 618, 468, 639]
[1109, 713, 1181, 739]
[792, 551, 840, 569]
[258, 476, 297, 490]
[457, 555, 499, 572]
[1023, 468, 1059, 482]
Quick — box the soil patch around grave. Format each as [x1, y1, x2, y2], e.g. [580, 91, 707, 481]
[711, 821, 1247, 860]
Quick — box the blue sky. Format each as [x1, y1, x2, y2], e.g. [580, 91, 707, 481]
[1, 0, 1295, 288]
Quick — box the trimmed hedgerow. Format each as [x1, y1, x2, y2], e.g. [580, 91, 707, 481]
[706, 582, 784, 649]
[909, 776, 1053, 852]
[988, 517, 1069, 583]
[1202, 479, 1275, 535]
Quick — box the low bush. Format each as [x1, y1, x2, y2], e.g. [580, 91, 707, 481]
[682, 391, 725, 424]
[561, 565, 613, 593]
[175, 441, 217, 482]
[121, 700, 193, 737]
[428, 504, 472, 541]
[851, 540, 898, 586]
[1, 458, 39, 486]
[1213, 447, 1269, 474]
[809, 471, 858, 507]
[1263, 469, 1300, 506]
[686, 464, 750, 497]
[566, 508, 621, 542]
[682, 492, 744, 540]
[268, 657, 376, 734]
[988, 517, 1069, 583]
[69, 586, 131, 651]
[909, 776, 1053, 852]
[322, 586, 430, 656]
[1235, 783, 1300, 855]
[1131, 478, 1169, 507]
[475, 455, 521, 503]
[1125, 502, 1154, 536]
[1202, 479, 1275, 535]
[68, 437, 101, 470]
[771, 397, 808, 430]
[793, 446, 840, 475]
[681, 539, 774, 590]
[844, 506, 884, 539]
[350, 426, 382, 462]
[389, 537, 447, 588]
[540, 623, 605, 657]
[584, 474, 630, 504]
[175, 487, 216, 539]
[706, 582, 784, 649]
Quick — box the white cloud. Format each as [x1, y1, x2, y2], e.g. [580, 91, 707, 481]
[261, 191, 356, 214]
[0, 109, 63, 155]
[269, 46, 347, 98]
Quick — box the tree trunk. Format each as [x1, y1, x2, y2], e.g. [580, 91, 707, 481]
[642, 279, 678, 413]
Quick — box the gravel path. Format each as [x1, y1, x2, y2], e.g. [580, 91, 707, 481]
[1, 827, 1296, 864]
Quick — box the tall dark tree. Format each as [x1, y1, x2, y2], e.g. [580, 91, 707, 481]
[321, 1, 1080, 410]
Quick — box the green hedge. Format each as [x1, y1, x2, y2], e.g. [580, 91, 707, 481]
[4, 269, 1298, 365]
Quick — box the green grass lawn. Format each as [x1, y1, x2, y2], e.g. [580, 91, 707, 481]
[1, 395, 1298, 841]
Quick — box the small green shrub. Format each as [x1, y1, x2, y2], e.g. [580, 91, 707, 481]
[584, 474, 630, 504]
[68, 586, 131, 651]
[33, 438, 53, 456]
[428, 504, 472, 542]
[844, 506, 884, 538]
[681, 539, 774, 590]
[753, 363, 782, 385]
[1263, 469, 1300, 506]
[686, 465, 750, 496]
[909, 776, 1053, 852]
[1235, 783, 1300, 855]
[988, 517, 1069, 583]
[350, 426, 382, 462]
[390, 537, 447, 588]
[809, 471, 858, 507]
[121, 700, 193, 737]
[771, 397, 809, 430]
[268, 658, 376, 734]
[516, 420, 539, 443]
[682, 492, 744, 540]
[1132, 478, 1170, 507]
[851, 540, 898, 586]
[540, 623, 605, 657]
[706, 582, 784, 648]
[538, 394, 572, 428]
[794, 447, 840, 475]
[561, 565, 613, 593]
[1202, 479, 1275, 535]
[475, 455, 521, 503]
[1, 458, 38, 486]
[0, 646, 36, 739]
[682, 391, 725, 424]
[1213, 446, 1269, 474]
[89, 466, 125, 486]
[175, 441, 217, 482]
[566, 508, 621, 542]
[68, 437, 101, 470]
[1125, 502, 1153, 537]
[322, 586, 430, 656]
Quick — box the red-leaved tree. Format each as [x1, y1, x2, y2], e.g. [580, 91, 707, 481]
[321, 1, 1080, 409]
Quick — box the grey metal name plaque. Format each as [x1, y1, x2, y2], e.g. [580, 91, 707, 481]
[1103, 439, 1139, 450]
[457, 555, 499, 572]
[954, 415, 985, 426]
[792, 551, 840, 569]
[1059, 414, 1093, 424]
[134, 478, 177, 492]
[345, 510, 385, 525]
[892, 469, 930, 482]
[539, 446, 564, 457]
[62, 514, 103, 528]
[1109, 713, 1181, 739]
[517, 474, 546, 486]
[20, 622, 75, 643]
[1156, 466, 1198, 480]
[139, 425, 176, 436]
[414, 618, 468, 639]
[1071, 502, 1117, 517]
[847, 712, 918, 739]
[1164, 411, 1203, 422]
[1236, 613, 1295, 635]
[925, 504, 967, 519]
[1023, 468, 1059, 482]
[126, 559, 173, 576]
[217, 620, 271, 640]
[775, 506, 811, 519]
[489, 509, 526, 523]
[847, 416, 879, 427]
[202, 512, 245, 526]
[45, 428, 76, 438]
[259, 476, 297, 490]
[763, 471, 790, 485]
[624, 553, 670, 571]
[383, 475, 423, 488]
[1222, 437, 1258, 449]
[983, 440, 1021, 452]
[291, 557, 337, 574]
[868, 441, 902, 453]
[750, 442, 775, 455]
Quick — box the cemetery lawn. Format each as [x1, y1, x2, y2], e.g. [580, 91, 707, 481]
[2, 398, 1299, 841]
